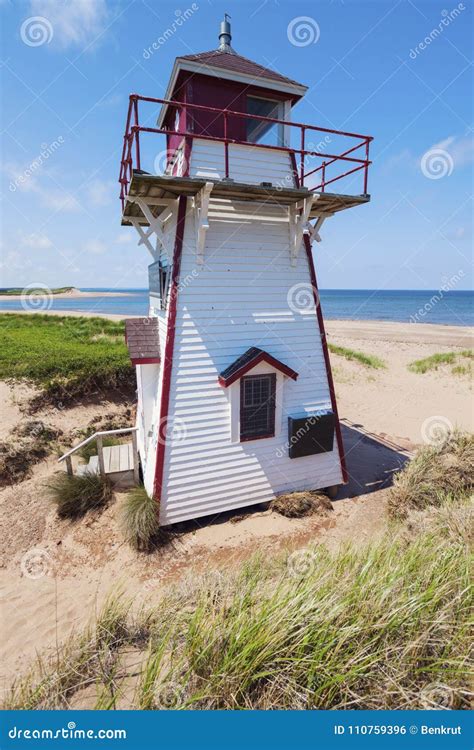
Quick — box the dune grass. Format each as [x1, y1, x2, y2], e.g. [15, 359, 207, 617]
[328, 343, 385, 369]
[47, 472, 113, 519]
[0, 314, 133, 405]
[0, 287, 77, 296]
[388, 431, 473, 519]
[119, 485, 165, 551]
[408, 350, 473, 374]
[4, 499, 472, 710]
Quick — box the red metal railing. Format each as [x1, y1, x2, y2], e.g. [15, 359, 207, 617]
[119, 94, 373, 210]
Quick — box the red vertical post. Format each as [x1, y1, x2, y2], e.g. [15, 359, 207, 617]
[299, 126, 305, 186]
[223, 110, 229, 179]
[363, 139, 370, 194]
[133, 96, 141, 171]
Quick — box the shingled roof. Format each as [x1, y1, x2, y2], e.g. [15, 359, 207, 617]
[218, 347, 299, 387]
[177, 49, 306, 90]
[125, 318, 160, 365]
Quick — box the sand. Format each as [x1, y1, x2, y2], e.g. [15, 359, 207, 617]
[0, 318, 472, 696]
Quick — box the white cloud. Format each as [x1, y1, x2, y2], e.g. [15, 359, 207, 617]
[85, 179, 115, 206]
[83, 238, 107, 255]
[115, 232, 134, 244]
[28, 0, 109, 50]
[425, 133, 474, 168]
[19, 231, 53, 250]
[5, 161, 81, 212]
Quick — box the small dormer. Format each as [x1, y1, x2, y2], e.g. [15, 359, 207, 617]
[159, 16, 307, 167]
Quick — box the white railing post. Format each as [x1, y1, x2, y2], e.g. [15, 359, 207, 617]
[96, 435, 106, 478]
[131, 430, 139, 485]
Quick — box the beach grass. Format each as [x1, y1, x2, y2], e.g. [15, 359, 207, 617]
[47, 472, 113, 519]
[408, 350, 473, 374]
[0, 314, 133, 405]
[5, 434, 473, 711]
[328, 343, 385, 369]
[0, 287, 76, 296]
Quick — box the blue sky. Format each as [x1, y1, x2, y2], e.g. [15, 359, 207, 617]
[1, 0, 472, 290]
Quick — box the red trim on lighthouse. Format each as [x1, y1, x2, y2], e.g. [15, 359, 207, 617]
[153, 195, 188, 502]
[303, 234, 348, 484]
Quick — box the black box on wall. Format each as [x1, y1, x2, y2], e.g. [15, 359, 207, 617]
[288, 411, 335, 459]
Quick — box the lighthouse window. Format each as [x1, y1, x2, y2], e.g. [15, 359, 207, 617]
[246, 96, 283, 146]
[240, 373, 276, 440]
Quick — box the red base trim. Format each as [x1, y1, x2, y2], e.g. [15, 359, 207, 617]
[303, 234, 348, 483]
[152, 195, 188, 501]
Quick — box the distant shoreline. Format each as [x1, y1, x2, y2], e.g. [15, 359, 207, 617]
[0, 288, 136, 300]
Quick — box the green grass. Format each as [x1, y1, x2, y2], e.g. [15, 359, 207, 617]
[408, 350, 473, 374]
[78, 436, 122, 462]
[0, 314, 134, 405]
[4, 500, 472, 710]
[47, 472, 113, 519]
[119, 485, 166, 551]
[328, 343, 386, 369]
[0, 287, 77, 296]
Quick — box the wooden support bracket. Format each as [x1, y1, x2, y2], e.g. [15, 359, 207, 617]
[128, 196, 178, 261]
[288, 196, 315, 266]
[304, 213, 334, 246]
[193, 181, 213, 265]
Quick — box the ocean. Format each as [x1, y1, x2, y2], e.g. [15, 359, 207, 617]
[1, 289, 472, 326]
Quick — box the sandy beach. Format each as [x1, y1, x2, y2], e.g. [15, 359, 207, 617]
[0, 316, 472, 695]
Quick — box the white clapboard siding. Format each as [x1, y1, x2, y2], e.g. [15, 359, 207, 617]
[158, 198, 342, 524]
[189, 139, 295, 187]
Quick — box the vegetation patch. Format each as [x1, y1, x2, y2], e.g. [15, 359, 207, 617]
[119, 485, 171, 551]
[78, 436, 122, 463]
[0, 287, 77, 296]
[47, 472, 113, 520]
[0, 314, 134, 408]
[408, 350, 473, 375]
[4, 496, 472, 710]
[388, 431, 474, 519]
[271, 490, 333, 518]
[0, 421, 63, 486]
[328, 343, 385, 369]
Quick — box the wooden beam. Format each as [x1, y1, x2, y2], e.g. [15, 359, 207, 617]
[193, 181, 213, 265]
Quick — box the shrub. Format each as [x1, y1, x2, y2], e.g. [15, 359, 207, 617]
[119, 485, 165, 551]
[271, 490, 333, 518]
[388, 431, 474, 519]
[48, 472, 113, 519]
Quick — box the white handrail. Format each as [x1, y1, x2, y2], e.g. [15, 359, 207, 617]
[58, 427, 138, 462]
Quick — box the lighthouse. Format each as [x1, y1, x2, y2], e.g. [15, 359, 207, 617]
[120, 18, 372, 525]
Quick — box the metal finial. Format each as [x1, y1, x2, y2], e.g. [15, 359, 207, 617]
[218, 14, 233, 52]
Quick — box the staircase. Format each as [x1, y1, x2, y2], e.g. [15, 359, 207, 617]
[59, 427, 139, 487]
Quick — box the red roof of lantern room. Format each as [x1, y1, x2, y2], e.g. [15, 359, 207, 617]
[157, 17, 308, 127]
